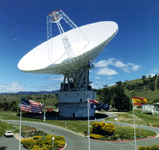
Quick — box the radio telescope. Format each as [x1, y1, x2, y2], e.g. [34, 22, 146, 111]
[18, 10, 118, 118]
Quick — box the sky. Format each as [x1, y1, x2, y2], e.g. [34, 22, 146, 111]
[0, 0, 159, 93]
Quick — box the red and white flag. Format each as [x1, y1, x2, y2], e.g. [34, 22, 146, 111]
[21, 97, 42, 114]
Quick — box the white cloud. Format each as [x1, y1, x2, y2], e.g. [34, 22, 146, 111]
[132, 65, 141, 71]
[146, 74, 156, 78]
[97, 67, 118, 76]
[108, 83, 115, 87]
[91, 83, 103, 89]
[95, 58, 140, 74]
[114, 61, 126, 68]
[0, 82, 26, 93]
[95, 58, 141, 74]
[94, 58, 115, 67]
[108, 77, 112, 80]
[95, 76, 101, 79]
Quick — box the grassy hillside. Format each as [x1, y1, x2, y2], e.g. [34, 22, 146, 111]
[0, 75, 159, 106]
[103, 76, 159, 104]
[0, 93, 59, 107]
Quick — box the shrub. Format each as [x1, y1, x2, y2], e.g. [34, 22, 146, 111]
[138, 145, 159, 150]
[54, 140, 65, 148]
[90, 134, 104, 139]
[32, 145, 42, 150]
[33, 136, 42, 140]
[21, 138, 36, 149]
[21, 134, 65, 149]
[92, 122, 115, 136]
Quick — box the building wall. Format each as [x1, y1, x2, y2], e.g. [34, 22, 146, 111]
[59, 90, 96, 103]
[59, 102, 95, 118]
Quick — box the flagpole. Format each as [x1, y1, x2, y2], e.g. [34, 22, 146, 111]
[132, 98, 137, 150]
[19, 110, 21, 150]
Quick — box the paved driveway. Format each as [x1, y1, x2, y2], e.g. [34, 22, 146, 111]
[0, 136, 26, 150]
[3, 119, 159, 150]
[2, 111, 159, 150]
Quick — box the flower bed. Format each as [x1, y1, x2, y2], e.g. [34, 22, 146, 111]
[21, 134, 65, 150]
[21, 125, 48, 138]
[88, 122, 148, 141]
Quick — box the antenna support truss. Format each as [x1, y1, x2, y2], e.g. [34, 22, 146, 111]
[47, 9, 90, 63]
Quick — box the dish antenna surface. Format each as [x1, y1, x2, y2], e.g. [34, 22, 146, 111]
[18, 9, 118, 74]
[18, 10, 118, 118]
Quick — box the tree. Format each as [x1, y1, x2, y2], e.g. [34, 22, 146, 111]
[102, 87, 111, 105]
[0, 121, 7, 138]
[142, 75, 146, 81]
[113, 86, 132, 112]
[0, 103, 3, 110]
[116, 81, 122, 87]
[103, 85, 108, 88]
[3, 102, 9, 111]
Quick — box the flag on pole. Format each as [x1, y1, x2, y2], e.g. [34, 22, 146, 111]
[21, 97, 42, 114]
[132, 96, 147, 105]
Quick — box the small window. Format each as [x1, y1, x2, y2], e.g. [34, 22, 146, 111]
[80, 98, 82, 102]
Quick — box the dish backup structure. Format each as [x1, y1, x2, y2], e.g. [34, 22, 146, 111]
[18, 10, 118, 118]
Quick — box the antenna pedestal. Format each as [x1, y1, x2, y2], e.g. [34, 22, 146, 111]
[59, 64, 96, 118]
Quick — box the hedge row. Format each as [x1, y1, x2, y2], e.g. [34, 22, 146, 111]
[21, 134, 65, 150]
[138, 145, 159, 150]
[92, 122, 115, 136]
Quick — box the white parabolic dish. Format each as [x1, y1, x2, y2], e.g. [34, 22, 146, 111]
[18, 21, 118, 74]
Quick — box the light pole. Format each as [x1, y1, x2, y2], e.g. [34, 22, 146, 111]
[52, 127, 54, 148]
[132, 98, 137, 150]
[87, 97, 90, 150]
[44, 109, 46, 122]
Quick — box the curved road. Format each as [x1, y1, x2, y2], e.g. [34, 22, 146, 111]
[2, 118, 159, 150]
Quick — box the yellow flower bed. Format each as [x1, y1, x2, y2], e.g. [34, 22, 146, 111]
[92, 122, 115, 136]
[21, 134, 65, 149]
[90, 134, 104, 139]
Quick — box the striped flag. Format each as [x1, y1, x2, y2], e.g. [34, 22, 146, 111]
[21, 97, 42, 114]
[132, 96, 147, 105]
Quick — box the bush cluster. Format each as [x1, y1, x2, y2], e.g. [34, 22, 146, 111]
[92, 122, 115, 136]
[138, 145, 159, 150]
[90, 134, 104, 139]
[21, 134, 65, 150]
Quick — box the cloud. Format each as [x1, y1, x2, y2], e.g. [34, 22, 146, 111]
[94, 58, 115, 67]
[114, 61, 126, 68]
[95, 76, 101, 79]
[95, 58, 141, 74]
[108, 83, 115, 87]
[91, 82, 103, 89]
[108, 77, 112, 80]
[0, 82, 26, 93]
[146, 74, 156, 78]
[97, 67, 118, 76]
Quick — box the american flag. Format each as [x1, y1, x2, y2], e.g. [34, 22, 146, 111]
[21, 97, 42, 114]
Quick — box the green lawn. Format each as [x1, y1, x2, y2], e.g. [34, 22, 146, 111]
[105, 109, 159, 127]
